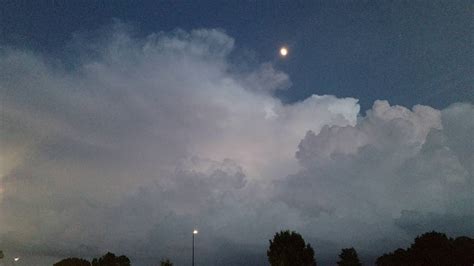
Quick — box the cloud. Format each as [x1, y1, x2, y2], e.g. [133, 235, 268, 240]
[0, 22, 473, 265]
[241, 62, 291, 93]
[275, 101, 473, 254]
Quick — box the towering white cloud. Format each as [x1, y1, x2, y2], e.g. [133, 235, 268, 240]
[276, 101, 473, 254]
[0, 23, 472, 265]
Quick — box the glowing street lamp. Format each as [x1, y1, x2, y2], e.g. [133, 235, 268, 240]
[192, 229, 198, 266]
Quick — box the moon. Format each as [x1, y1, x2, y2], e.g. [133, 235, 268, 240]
[280, 47, 288, 57]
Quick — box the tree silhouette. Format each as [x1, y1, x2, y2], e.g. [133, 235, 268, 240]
[452, 236, 474, 265]
[376, 231, 474, 266]
[267, 230, 317, 266]
[337, 247, 361, 266]
[91, 252, 130, 266]
[160, 258, 173, 266]
[410, 231, 451, 265]
[54, 257, 91, 266]
[376, 248, 412, 266]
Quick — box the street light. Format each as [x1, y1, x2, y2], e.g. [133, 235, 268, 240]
[192, 229, 198, 266]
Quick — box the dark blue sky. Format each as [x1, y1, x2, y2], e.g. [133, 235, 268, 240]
[1, 0, 472, 111]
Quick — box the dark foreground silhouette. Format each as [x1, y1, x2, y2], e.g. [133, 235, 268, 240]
[267, 230, 317, 266]
[52, 230, 474, 266]
[54, 253, 172, 266]
[337, 247, 362, 266]
[54, 257, 90, 266]
[54, 252, 130, 266]
[376, 231, 474, 266]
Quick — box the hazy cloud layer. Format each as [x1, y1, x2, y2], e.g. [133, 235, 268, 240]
[0, 23, 472, 265]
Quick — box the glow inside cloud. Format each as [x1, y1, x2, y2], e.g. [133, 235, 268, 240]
[0, 22, 472, 265]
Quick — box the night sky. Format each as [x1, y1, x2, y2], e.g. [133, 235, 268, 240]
[0, 1, 473, 265]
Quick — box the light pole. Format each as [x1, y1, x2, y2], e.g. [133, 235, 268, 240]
[192, 229, 198, 266]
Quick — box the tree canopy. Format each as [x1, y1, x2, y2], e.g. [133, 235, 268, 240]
[91, 252, 130, 266]
[376, 231, 474, 266]
[337, 248, 362, 266]
[267, 230, 317, 266]
[54, 257, 91, 266]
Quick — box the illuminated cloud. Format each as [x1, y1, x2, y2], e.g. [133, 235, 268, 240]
[0, 23, 472, 265]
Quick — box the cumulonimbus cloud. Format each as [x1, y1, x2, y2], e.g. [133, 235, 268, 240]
[0, 22, 472, 265]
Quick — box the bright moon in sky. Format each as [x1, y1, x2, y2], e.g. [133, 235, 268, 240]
[280, 47, 288, 57]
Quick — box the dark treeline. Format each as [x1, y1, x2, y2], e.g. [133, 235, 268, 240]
[52, 230, 473, 266]
[53, 252, 172, 266]
[265, 230, 473, 266]
[54, 252, 130, 266]
[376, 231, 474, 266]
